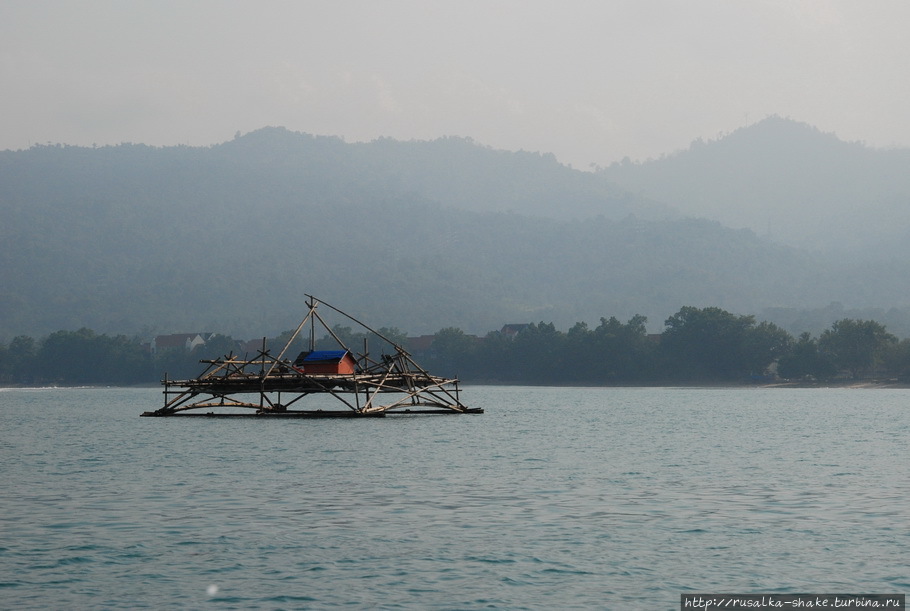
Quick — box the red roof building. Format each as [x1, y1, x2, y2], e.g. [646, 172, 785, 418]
[293, 350, 357, 374]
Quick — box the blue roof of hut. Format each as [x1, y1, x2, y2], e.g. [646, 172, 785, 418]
[294, 350, 352, 367]
[302, 350, 348, 363]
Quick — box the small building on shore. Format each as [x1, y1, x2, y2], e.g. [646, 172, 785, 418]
[150, 333, 212, 355]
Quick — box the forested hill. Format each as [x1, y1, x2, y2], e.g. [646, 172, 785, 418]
[2, 127, 910, 341]
[217, 128, 676, 221]
[599, 116, 910, 257]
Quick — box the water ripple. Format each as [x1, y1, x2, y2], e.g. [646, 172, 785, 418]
[1, 386, 908, 609]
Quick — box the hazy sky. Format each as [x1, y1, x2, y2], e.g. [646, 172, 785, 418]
[2, 0, 908, 168]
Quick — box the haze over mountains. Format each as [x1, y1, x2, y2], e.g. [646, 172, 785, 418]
[2, 117, 910, 342]
[600, 116, 910, 257]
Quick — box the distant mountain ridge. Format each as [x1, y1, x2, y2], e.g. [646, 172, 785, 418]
[2, 125, 910, 342]
[599, 116, 910, 256]
[208, 127, 676, 221]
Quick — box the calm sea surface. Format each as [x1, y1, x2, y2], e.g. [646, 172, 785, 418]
[1, 386, 907, 609]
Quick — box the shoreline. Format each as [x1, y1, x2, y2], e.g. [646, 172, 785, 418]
[2, 380, 908, 390]
[759, 379, 910, 389]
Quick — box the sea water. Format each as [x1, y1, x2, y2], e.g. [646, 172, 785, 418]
[0, 386, 907, 609]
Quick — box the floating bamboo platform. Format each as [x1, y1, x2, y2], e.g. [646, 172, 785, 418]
[141, 296, 482, 418]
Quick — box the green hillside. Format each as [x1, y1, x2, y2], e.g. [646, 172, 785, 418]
[599, 116, 910, 256]
[2, 127, 909, 341]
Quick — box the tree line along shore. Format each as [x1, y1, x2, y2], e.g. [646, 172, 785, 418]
[1, 306, 908, 387]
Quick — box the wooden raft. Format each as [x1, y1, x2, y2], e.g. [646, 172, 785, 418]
[142, 296, 482, 418]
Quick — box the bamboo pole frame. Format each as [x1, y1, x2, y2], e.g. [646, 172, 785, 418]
[142, 296, 482, 417]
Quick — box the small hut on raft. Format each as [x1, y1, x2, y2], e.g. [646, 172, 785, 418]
[141, 295, 481, 418]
